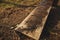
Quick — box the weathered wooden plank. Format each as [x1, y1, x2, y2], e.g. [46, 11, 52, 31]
[15, 0, 54, 40]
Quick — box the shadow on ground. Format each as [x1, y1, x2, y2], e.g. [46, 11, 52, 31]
[40, 6, 60, 40]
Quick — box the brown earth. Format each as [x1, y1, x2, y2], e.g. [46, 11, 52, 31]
[0, 0, 60, 40]
[0, 6, 35, 40]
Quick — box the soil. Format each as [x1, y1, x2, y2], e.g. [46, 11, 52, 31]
[0, 0, 60, 40]
[0, 4, 35, 40]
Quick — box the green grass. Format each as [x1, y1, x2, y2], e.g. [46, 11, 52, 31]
[0, 0, 41, 6]
[0, 3, 15, 9]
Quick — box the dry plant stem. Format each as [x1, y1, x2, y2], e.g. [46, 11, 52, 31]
[15, 0, 54, 40]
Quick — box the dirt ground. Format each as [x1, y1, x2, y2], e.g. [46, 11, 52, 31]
[0, 0, 60, 40]
[0, 6, 35, 40]
[0, 0, 36, 40]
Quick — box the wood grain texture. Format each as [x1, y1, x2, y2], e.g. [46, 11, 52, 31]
[15, 0, 54, 40]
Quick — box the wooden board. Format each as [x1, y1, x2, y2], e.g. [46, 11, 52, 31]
[15, 0, 54, 40]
